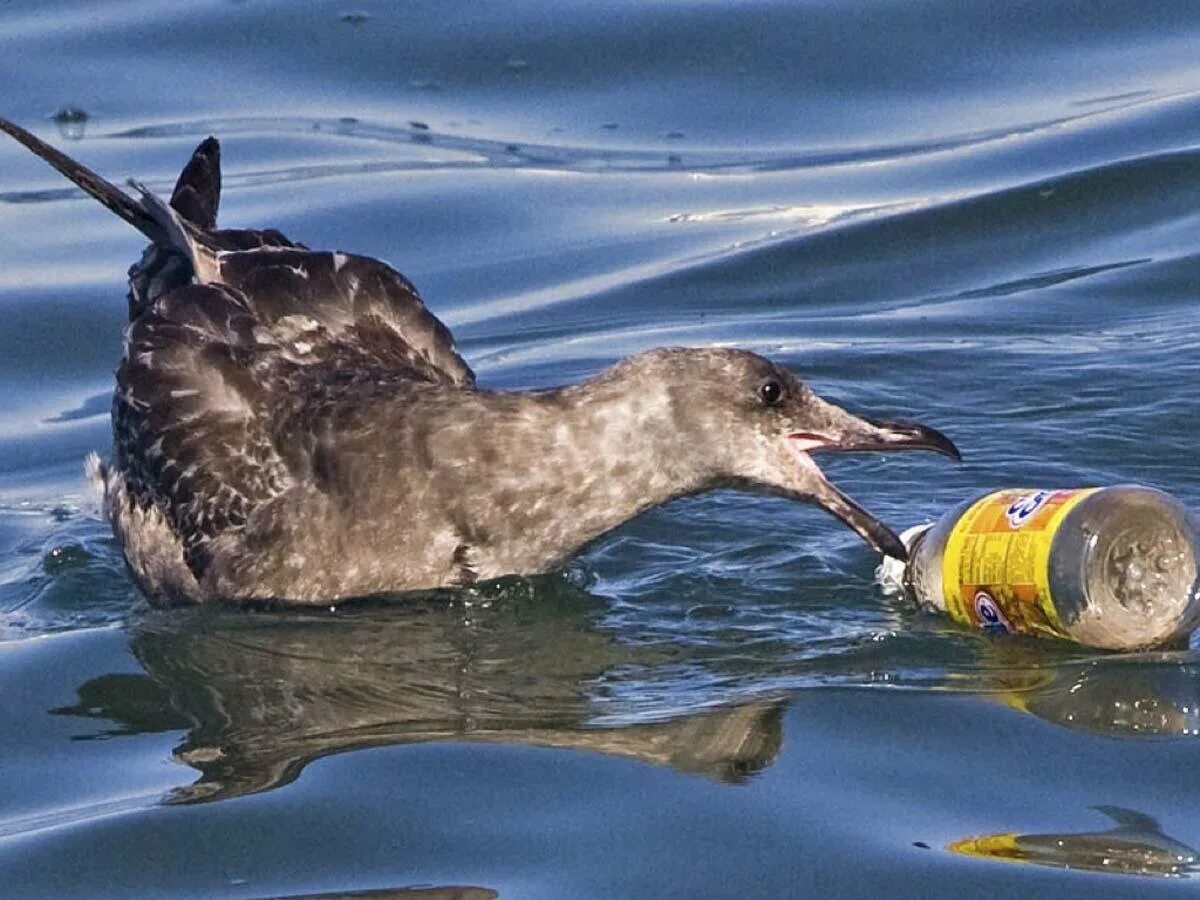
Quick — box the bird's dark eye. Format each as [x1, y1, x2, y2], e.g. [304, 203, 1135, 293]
[758, 379, 784, 406]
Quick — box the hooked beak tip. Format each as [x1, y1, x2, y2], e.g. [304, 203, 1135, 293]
[865, 419, 963, 462]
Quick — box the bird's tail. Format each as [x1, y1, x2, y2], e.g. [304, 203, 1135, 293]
[0, 115, 168, 244]
[0, 115, 224, 282]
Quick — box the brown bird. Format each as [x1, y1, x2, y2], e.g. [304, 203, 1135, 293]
[0, 117, 960, 606]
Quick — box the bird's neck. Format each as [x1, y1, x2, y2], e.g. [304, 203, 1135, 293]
[460, 373, 715, 572]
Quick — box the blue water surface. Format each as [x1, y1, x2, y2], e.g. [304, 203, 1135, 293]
[2, 1, 1200, 896]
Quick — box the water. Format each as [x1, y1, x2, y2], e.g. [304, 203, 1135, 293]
[2, 0, 1200, 895]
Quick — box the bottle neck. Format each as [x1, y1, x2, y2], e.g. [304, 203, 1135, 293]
[875, 523, 933, 600]
[902, 526, 930, 600]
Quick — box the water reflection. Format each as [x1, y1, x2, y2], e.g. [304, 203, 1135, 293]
[48, 577, 1200, 810]
[50, 106, 88, 141]
[52, 581, 783, 803]
[1011, 662, 1200, 737]
[947, 806, 1198, 878]
[974, 644, 1200, 737]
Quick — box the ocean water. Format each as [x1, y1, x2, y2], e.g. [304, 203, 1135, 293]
[2, 1, 1200, 896]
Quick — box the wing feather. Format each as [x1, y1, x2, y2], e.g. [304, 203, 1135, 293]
[116, 243, 474, 586]
[115, 284, 294, 577]
[0, 121, 480, 600]
[217, 248, 475, 388]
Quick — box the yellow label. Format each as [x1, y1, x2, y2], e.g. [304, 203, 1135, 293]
[941, 488, 1098, 639]
[947, 833, 1022, 861]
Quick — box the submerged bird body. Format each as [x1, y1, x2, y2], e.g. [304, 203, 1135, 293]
[1, 118, 959, 605]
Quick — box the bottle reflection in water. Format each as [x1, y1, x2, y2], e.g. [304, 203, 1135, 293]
[879, 486, 1200, 650]
[971, 642, 1200, 738]
[946, 806, 1198, 879]
[1015, 662, 1200, 738]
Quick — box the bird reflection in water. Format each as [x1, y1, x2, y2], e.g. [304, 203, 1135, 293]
[947, 806, 1198, 878]
[51, 578, 784, 803]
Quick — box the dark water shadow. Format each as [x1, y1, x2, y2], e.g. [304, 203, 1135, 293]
[51, 579, 785, 803]
[44, 391, 109, 424]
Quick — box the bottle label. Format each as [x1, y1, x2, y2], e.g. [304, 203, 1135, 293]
[940, 488, 1099, 639]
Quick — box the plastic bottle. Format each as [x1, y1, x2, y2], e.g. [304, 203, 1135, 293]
[877, 486, 1200, 650]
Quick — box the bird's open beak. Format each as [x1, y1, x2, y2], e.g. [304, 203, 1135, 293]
[785, 413, 961, 561]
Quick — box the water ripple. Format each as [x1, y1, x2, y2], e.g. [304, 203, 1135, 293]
[2, 88, 1195, 213]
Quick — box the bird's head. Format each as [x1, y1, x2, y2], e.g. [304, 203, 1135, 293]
[618, 348, 961, 560]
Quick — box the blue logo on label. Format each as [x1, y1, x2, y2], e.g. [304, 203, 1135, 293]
[1005, 490, 1052, 529]
[973, 590, 1012, 633]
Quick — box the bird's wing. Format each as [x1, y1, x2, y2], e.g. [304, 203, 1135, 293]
[115, 283, 291, 578]
[0, 119, 470, 386]
[116, 274, 461, 582]
[0, 119, 478, 590]
[215, 247, 475, 389]
[165, 132, 475, 388]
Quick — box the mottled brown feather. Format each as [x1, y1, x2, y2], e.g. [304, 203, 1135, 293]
[109, 137, 474, 583]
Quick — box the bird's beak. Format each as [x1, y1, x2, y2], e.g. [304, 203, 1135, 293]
[785, 406, 961, 561]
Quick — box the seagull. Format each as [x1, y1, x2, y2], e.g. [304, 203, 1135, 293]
[0, 117, 960, 605]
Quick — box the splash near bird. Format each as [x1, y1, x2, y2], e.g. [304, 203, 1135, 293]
[0, 117, 960, 605]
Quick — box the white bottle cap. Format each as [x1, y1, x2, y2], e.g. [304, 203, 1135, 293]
[875, 524, 933, 595]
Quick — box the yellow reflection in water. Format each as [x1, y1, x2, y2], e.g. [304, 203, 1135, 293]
[948, 806, 1197, 878]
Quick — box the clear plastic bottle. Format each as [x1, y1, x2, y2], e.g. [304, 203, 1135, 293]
[877, 486, 1200, 650]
